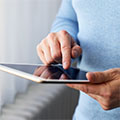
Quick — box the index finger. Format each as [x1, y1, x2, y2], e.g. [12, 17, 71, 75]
[58, 31, 72, 69]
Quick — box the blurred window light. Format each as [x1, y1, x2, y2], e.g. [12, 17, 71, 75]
[0, 0, 61, 113]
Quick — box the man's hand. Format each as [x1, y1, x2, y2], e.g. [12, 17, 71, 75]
[67, 68, 120, 110]
[36, 30, 82, 69]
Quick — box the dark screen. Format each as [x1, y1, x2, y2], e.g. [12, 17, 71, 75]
[1, 64, 87, 81]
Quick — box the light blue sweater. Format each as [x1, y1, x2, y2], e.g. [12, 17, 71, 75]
[51, 0, 120, 120]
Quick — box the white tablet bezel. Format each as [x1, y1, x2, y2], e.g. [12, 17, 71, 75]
[0, 63, 90, 83]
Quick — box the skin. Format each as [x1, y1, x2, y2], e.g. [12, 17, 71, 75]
[67, 69, 120, 110]
[36, 30, 82, 69]
[37, 30, 120, 110]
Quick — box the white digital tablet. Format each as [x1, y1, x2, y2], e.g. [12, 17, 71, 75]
[0, 63, 89, 83]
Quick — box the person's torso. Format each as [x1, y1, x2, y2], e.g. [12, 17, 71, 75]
[72, 1, 120, 120]
[72, 0, 120, 71]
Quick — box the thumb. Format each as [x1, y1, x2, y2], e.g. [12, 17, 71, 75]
[86, 71, 110, 83]
[71, 44, 82, 58]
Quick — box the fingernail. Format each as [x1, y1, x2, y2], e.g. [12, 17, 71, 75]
[60, 74, 66, 79]
[86, 72, 95, 82]
[63, 62, 68, 69]
[73, 50, 78, 58]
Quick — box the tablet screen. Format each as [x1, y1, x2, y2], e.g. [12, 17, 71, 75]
[0, 64, 88, 83]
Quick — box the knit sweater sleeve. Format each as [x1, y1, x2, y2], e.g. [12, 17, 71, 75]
[51, 0, 79, 43]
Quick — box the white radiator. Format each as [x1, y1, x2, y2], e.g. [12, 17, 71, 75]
[0, 83, 79, 120]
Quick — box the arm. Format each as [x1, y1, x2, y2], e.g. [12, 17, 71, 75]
[37, 0, 82, 69]
[51, 0, 79, 42]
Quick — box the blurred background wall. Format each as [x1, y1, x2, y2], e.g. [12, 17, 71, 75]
[0, 0, 61, 111]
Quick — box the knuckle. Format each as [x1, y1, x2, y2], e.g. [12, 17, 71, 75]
[101, 102, 111, 111]
[41, 39, 47, 45]
[62, 45, 71, 51]
[59, 30, 68, 36]
[52, 53, 60, 60]
[47, 33, 55, 40]
[38, 40, 46, 48]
